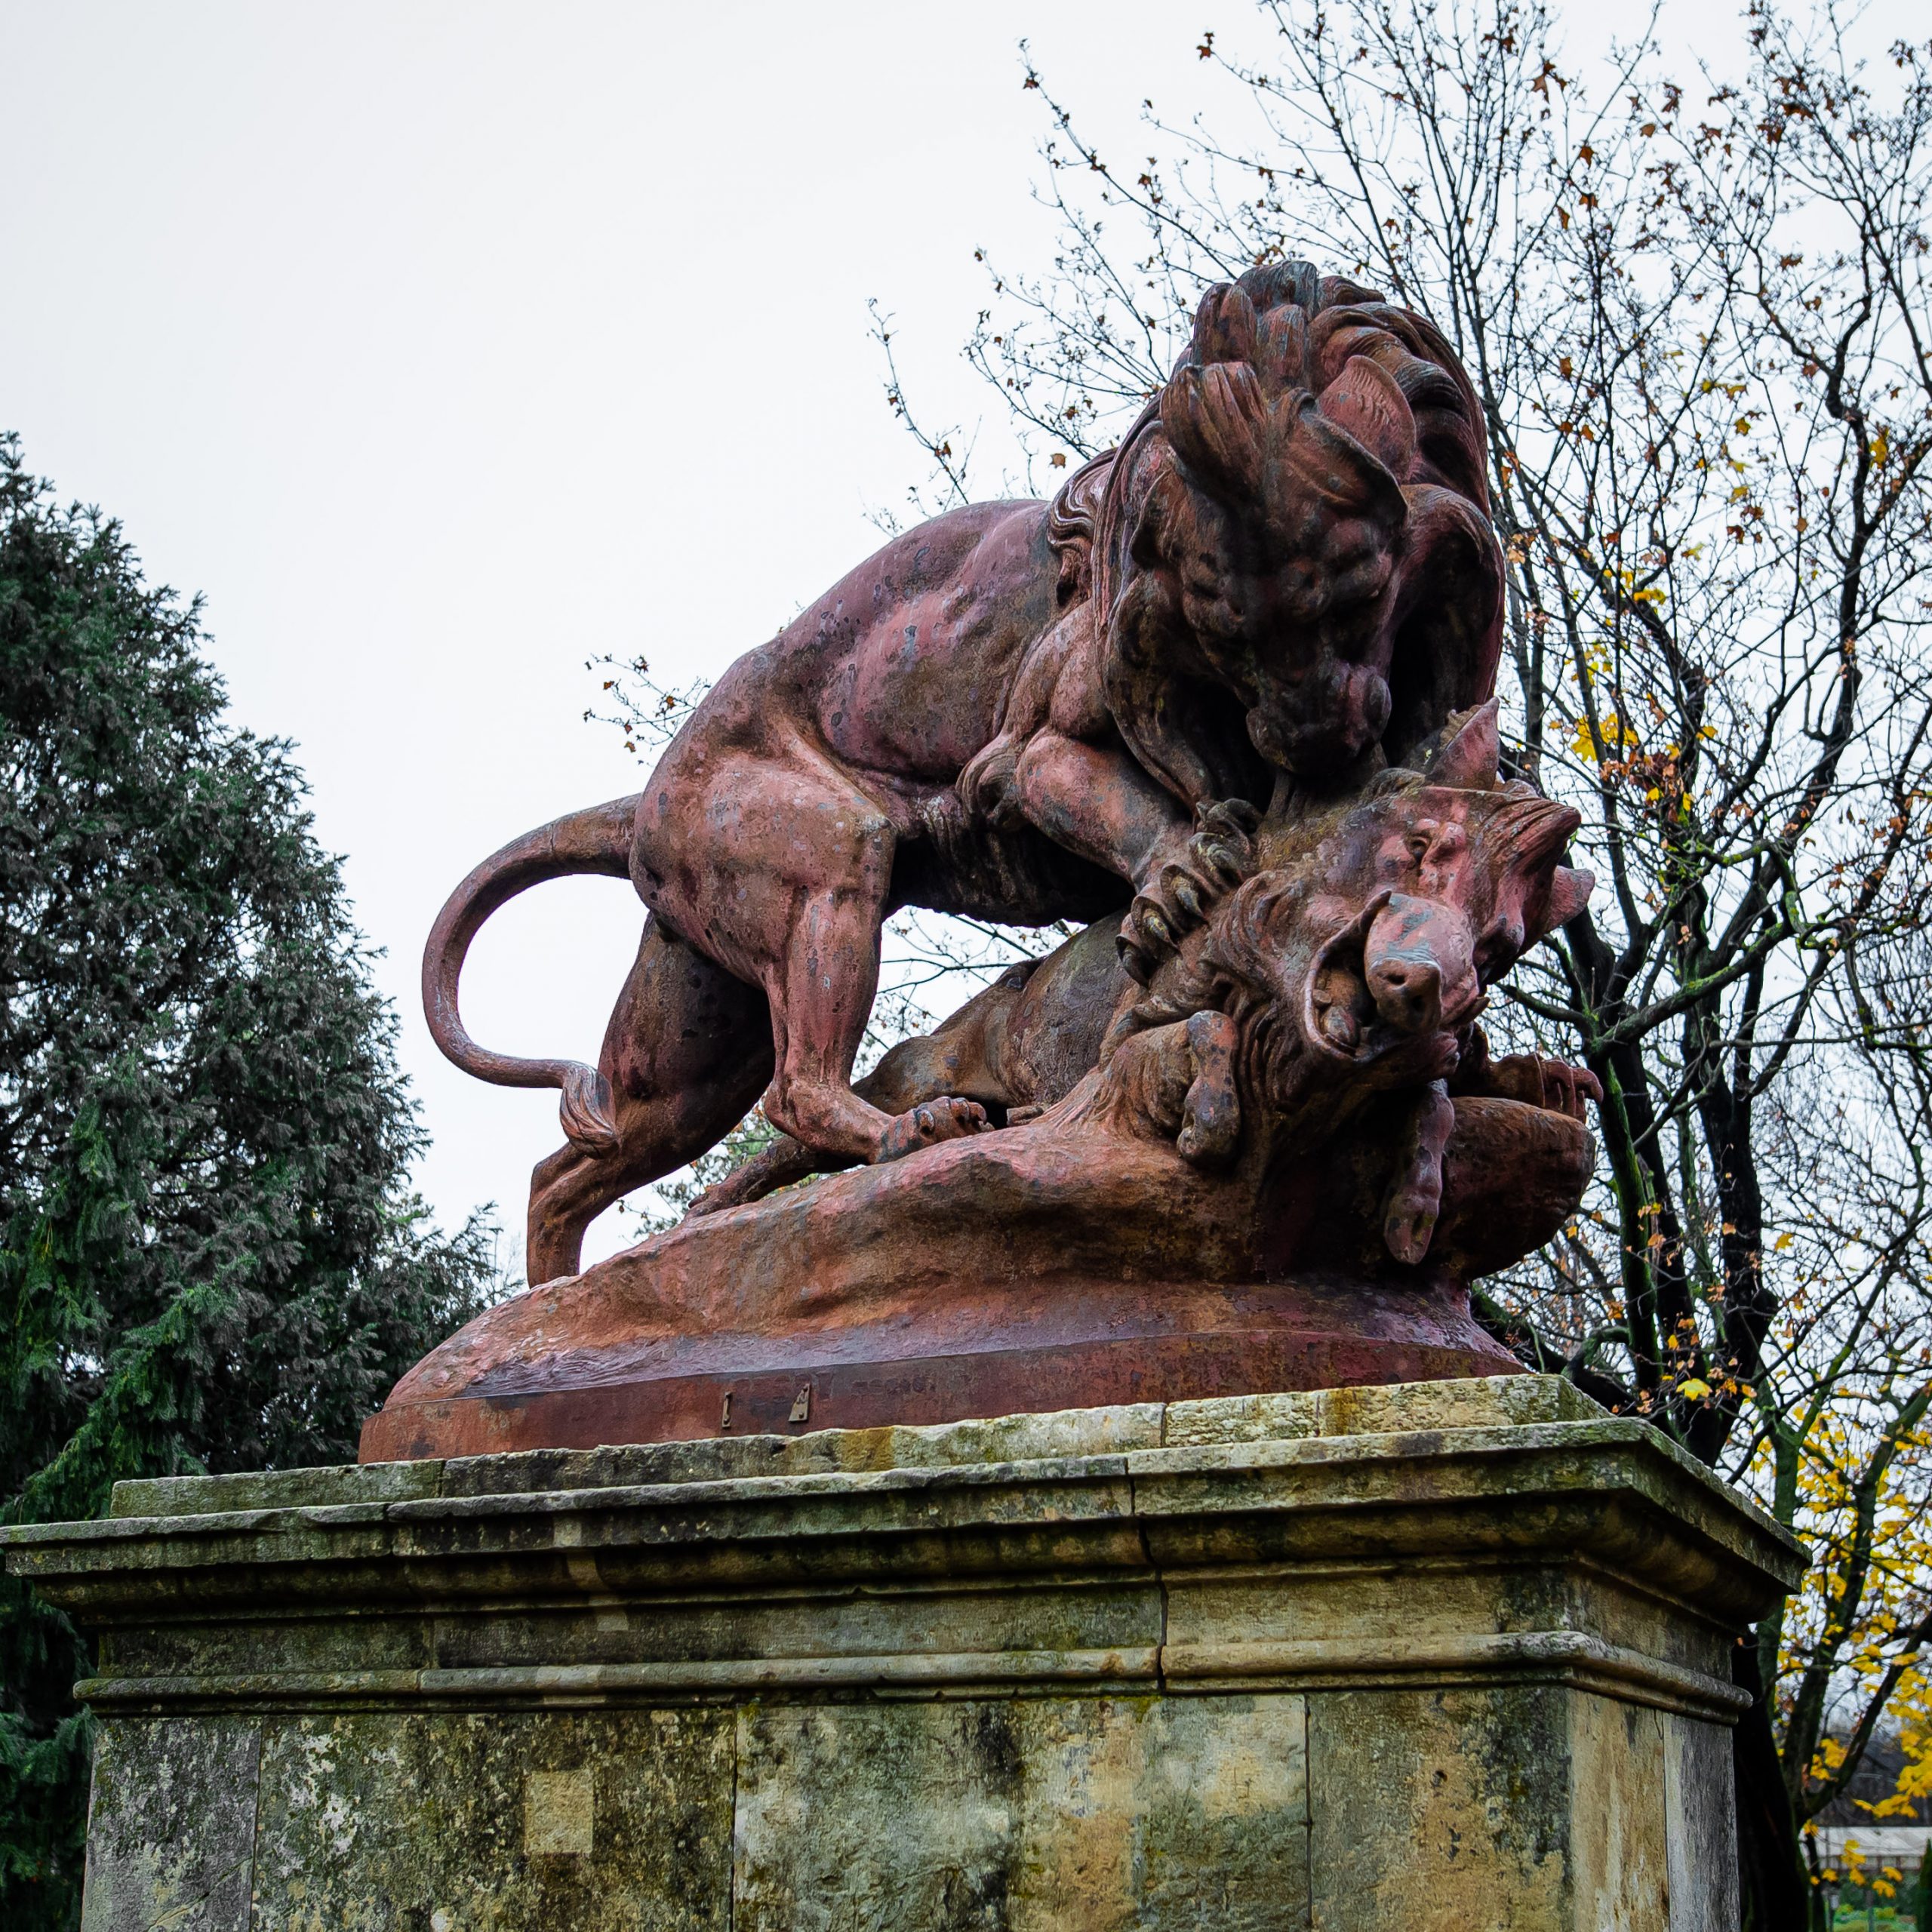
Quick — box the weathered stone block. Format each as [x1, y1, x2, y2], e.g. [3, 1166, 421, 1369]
[733, 1695, 1309, 1931]
[1664, 1708, 1743, 1932]
[248, 1709, 732, 1931]
[4, 1377, 1803, 1930]
[82, 1716, 260, 1932]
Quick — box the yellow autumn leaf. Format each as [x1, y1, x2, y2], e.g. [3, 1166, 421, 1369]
[1678, 1377, 1712, 1401]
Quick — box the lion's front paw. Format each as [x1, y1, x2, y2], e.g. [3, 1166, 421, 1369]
[876, 1096, 990, 1162]
[1118, 888, 1187, 984]
[1117, 801, 1261, 984]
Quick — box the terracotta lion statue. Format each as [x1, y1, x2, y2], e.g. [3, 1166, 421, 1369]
[424, 261, 1506, 1282]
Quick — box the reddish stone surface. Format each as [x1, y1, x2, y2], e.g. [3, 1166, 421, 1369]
[361, 1095, 1576, 1461]
[372, 263, 1605, 1462]
[358, 1297, 1518, 1460]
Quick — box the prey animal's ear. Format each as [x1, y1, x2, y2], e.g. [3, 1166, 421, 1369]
[1543, 865, 1594, 932]
[1424, 698, 1500, 789]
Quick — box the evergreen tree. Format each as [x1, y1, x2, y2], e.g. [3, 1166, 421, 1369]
[0, 437, 498, 1929]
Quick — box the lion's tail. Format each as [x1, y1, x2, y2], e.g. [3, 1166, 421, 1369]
[422, 794, 641, 1155]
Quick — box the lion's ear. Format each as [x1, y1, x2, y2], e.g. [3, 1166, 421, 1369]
[1189, 283, 1258, 368]
[1426, 698, 1501, 788]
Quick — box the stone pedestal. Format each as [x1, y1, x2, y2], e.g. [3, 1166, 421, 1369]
[3, 1376, 1802, 1930]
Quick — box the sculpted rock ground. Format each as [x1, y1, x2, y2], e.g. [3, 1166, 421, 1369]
[361, 1090, 1586, 1457]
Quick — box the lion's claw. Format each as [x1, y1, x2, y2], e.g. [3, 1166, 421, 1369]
[1194, 841, 1247, 886]
[878, 1095, 989, 1163]
[1118, 894, 1180, 978]
[1160, 865, 1208, 926]
[1197, 798, 1260, 839]
[1117, 801, 1260, 980]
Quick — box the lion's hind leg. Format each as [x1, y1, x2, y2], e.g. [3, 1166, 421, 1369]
[525, 919, 773, 1284]
[734, 778, 994, 1168]
[688, 967, 1033, 1218]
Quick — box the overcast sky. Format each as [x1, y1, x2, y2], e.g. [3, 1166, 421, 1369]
[3, 1, 1915, 1278]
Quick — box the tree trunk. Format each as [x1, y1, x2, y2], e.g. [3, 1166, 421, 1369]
[1733, 1636, 1810, 1930]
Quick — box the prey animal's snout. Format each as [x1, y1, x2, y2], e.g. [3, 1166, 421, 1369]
[1364, 893, 1484, 1035]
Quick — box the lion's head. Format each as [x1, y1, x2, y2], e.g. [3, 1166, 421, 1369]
[1067, 261, 1502, 810]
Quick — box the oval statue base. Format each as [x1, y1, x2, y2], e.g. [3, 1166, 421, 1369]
[359, 1103, 1580, 1462]
[359, 1275, 1518, 1461]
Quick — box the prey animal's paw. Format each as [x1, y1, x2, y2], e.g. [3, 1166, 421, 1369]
[1487, 1054, 1604, 1121]
[1381, 1183, 1441, 1267]
[877, 1096, 990, 1163]
[1176, 1008, 1242, 1169]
